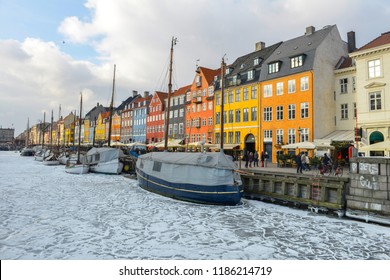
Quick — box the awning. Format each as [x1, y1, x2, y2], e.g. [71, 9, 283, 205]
[317, 130, 355, 142]
[359, 140, 390, 152]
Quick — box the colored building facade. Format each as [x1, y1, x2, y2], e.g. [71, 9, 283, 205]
[146, 91, 167, 144]
[185, 67, 219, 144]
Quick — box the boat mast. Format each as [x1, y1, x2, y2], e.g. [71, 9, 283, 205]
[50, 109, 53, 148]
[164, 37, 177, 151]
[25, 118, 29, 147]
[108, 64, 116, 147]
[42, 111, 46, 149]
[220, 56, 226, 151]
[77, 92, 83, 163]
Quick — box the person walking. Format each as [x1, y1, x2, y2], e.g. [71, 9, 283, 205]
[261, 151, 265, 167]
[248, 152, 254, 167]
[254, 151, 259, 167]
[296, 152, 303, 173]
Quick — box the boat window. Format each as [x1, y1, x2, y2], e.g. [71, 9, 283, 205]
[153, 161, 162, 172]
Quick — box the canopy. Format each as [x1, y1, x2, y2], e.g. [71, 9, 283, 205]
[281, 141, 334, 150]
[151, 139, 184, 148]
[187, 142, 217, 148]
[359, 141, 390, 152]
[126, 142, 146, 147]
[103, 141, 126, 147]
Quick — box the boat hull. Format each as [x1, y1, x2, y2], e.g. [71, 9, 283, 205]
[43, 160, 60, 166]
[65, 164, 89, 174]
[89, 159, 123, 175]
[136, 168, 243, 205]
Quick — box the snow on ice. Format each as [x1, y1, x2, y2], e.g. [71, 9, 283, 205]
[0, 151, 389, 260]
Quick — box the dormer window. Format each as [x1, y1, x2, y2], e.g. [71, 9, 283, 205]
[240, 63, 245, 69]
[290, 54, 305, 68]
[247, 70, 254, 80]
[196, 75, 202, 87]
[268, 61, 280, 74]
[225, 68, 231, 75]
[254, 57, 259, 66]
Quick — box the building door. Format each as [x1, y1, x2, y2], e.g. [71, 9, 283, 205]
[244, 134, 256, 153]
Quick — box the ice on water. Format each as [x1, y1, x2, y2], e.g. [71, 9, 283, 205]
[0, 151, 389, 260]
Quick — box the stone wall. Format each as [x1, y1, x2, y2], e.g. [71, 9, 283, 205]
[347, 157, 390, 224]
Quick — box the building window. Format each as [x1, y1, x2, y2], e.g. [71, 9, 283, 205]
[288, 104, 296, 120]
[208, 117, 213, 126]
[228, 132, 233, 144]
[228, 110, 234, 123]
[340, 78, 348, 94]
[352, 77, 356, 92]
[251, 107, 257, 121]
[264, 84, 273, 97]
[300, 128, 309, 142]
[368, 59, 381, 79]
[276, 82, 284, 95]
[288, 79, 296, 93]
[248, 70, 254, 80]
[300, 76, 309, 91]
[227, 90, 233, 103]
[290, 55, 304, 68]
[216, 112, 221, 124]
[235, 89, 241, 102]
[268, 62, 280, 74]
[235, 109, 241, 122]
[369, 91, 382, 111]
[251, 86, 257, 99]
[215, 133, 220, 144]
[243, 87, 249, 100]
[216, 93, 221, 106]
[235, 131, 240, 144]
[341, 104, 348, 119]
[288, 129, 296, 144]
[276, 105, 283, 120]
[276, 129, 284, 144]
[264, 130, 272, 139]
[300, 102, 309, 119]
[264, 107, 272, 121]
[243, 108, 249, 122]
[353, 102, 357, 118]
[254, 57, 259, 66]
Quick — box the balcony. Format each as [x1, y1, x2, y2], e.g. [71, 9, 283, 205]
[193, 96, 202, 104]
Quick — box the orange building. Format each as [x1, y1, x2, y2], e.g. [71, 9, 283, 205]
[185, 66, 220, 144]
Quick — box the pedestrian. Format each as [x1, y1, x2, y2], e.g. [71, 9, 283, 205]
[261, 151, 265, 167]
[303, 152, 311, 171]
[248, 152, 254, 167]
[244, 151, 249, 168]
[296, 152, 303, 173]
[254, 150, 259, 167]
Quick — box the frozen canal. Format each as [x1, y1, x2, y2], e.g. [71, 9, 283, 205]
[0, 151, 389, 260]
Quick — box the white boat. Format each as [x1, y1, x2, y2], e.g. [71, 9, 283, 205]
[136, 38, 242, 205]
[86, 147, 124, 174]
[42, 153, 60, 166]
[65, 162, 89, 174]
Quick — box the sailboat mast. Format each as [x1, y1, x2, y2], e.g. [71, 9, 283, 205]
[42, 112, 46, 149]
[220, 56, 226, 151]
[164, 37, 177, 151]
[50, 109, 53, 148]
[78, 92, 83, 163]
[26, 118, 29, 147]
[108, 64, 116, 147]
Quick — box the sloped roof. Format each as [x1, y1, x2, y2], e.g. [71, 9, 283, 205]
[335, 56, 354, 70]
[199, 67, 220, 84]
[358, 31, 390, 51]
[172, 84, 191, 97]
[260, 25, 337, 80]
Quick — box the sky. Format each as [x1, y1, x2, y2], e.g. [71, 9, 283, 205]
[0, 0, 389, 136]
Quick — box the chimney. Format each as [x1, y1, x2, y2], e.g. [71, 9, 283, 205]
[143, 91, 149, 98]
[255, 41, 265, 51]
[347, 31, 357, 53]
[97, 102, 99, 107]
[132, 90, 138, 97]
[305, 26, 315, 35]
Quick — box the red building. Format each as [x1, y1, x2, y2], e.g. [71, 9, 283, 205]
[146, 91, 168, 144]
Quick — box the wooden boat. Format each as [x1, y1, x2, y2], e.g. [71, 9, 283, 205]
[136, 38, 242, 205]
[86, 147, 123, 174]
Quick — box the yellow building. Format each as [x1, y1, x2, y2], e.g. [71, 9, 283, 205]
[214, 41, 282, 154]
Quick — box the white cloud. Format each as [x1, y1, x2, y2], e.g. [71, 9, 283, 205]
[1, 0, 389, 135]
